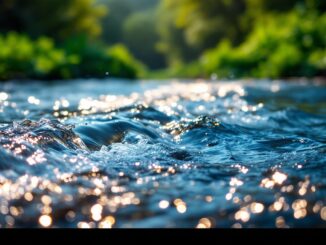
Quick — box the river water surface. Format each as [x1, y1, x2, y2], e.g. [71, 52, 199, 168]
[0, 79, 325, 228]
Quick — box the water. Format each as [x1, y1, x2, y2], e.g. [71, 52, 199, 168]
[0, 78, 325, 228]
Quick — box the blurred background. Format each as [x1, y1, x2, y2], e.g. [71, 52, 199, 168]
[0, 0, 325, 80]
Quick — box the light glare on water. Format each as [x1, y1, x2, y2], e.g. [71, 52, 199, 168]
[0, 79, 325, 228]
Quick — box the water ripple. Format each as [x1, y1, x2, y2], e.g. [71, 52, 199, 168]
[0, 79, 325, 228]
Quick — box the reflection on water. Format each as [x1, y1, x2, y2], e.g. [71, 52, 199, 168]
[0, 79, 325, 228]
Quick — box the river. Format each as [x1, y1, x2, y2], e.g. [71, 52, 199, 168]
[0, 79, 325, 228]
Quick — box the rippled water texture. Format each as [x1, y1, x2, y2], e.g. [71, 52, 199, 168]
[0, 79, 325, 228]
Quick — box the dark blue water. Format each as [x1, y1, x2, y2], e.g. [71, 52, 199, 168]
[0, 79, 325, 228]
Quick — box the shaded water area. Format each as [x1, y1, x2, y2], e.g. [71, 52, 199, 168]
[0, 79, 325, 228]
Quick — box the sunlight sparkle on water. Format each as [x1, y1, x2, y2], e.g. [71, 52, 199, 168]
[0, 92, 8, 101]
[159, 200, 170, 209]
[39, 215, 52, 227]
[0, 80, 325, 227]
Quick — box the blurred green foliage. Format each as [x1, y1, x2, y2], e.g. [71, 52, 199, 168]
[0, 32, 74, 80]
[0, 0, 107, 41]
[62, 35, 145, 78]
[0, 0, 325, 80]
[0, 0, 146, 80]
[99, 0, 159, 44]
[156, 0, 247, 65]
[0, 32, 145, 80]
[123, 10, 165, 69]
[156, 0, 326, 78]
[201, 7, 326, 78]
[99, 0, 165, 69]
